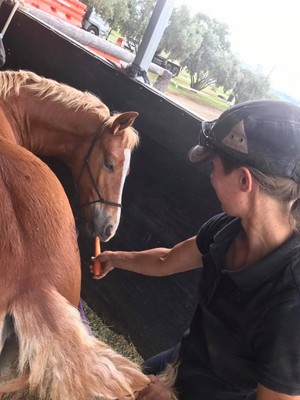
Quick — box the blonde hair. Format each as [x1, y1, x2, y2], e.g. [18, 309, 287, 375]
[217, 151, 300, 233]
[248, 167, 300, 233]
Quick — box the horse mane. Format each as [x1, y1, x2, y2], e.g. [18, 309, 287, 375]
[0, 70, 139, 150]
[0, 69, 107, 112]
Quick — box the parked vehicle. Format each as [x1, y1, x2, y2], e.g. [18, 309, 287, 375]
[152, 53, 181, 77]
[82, 7, 110, 38]
[24, 0, 110, 38]
[123, 38, 181, 76]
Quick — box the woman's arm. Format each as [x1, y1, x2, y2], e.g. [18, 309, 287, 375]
[257, 384, 300, 400]
[95, 236, 202, 277]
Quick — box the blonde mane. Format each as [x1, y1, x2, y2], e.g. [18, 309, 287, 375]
[0, 70, 139, 150]
[122, 125, 140, 150]
[0, 70, 105, 113]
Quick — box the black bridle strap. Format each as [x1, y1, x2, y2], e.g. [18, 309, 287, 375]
[81, 160, 122, 208]
[77, 118, 122, 209]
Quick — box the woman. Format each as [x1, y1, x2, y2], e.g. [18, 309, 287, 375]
[93, 100, 300, 400]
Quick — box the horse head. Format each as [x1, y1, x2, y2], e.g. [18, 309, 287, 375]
[75, 111, 139, 241]
[0, 70, 140, 242]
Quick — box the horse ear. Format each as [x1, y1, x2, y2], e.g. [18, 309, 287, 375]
[111, 112, 139, 135]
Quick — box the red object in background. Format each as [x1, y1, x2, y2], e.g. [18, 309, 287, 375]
[116, 36, 125, 47]
[25, 0, 86, 27]
[25, 0, 124, 66]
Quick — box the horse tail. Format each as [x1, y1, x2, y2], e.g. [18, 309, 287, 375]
[10, 287, 149, 400]
[158, 363, 180, 400]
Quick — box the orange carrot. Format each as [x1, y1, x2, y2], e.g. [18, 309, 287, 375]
[93, 236, 102, 277]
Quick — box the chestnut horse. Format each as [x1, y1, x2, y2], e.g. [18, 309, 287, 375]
[0, 137, 150, 399]
[0, 70, 139, 242]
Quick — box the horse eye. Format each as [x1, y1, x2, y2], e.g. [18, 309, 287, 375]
[104, 159, 114, 172]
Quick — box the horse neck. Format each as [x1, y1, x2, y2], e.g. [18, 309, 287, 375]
[0, 105, 18, 144]
[5, 93, 108, 163]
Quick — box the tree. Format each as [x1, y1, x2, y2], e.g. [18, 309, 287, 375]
[99, 0, 129, 28]
[117, 0, 156, 43]
[81, 0, 130, 29]
[182, 13, 231, 91]
[233, 68, 271, 103]
[158, 4, 200, 62]
[214, 52, 242, 93]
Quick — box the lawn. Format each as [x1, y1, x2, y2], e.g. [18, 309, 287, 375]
[149, 70, 230, 113]
[83, 301, 143, 363]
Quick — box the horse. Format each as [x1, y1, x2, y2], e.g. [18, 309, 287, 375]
[0, 69, 139, 242]
[0, 137, 151, 399]
[0, 71, 178, 399]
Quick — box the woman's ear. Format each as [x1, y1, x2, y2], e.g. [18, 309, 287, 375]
[239, 167, 253, 192]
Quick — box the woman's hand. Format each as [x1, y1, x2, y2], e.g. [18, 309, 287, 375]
[137, 375, 172, 399]
[90, 251, 115, 279]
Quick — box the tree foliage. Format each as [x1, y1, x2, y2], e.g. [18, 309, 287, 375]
[160, 6, 271, 101]
[158, 4, 200, 62]
[181, 13, 230, 91]
[214, 52, 242, 93]
[118, 0, 156, 42]
[99, 0, 129, 27]
[233, 69, 271, 103]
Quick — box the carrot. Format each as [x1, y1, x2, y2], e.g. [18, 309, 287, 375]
[93, 236, 102, 277]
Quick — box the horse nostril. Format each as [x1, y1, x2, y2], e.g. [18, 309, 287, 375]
[105, 225, 113, 238]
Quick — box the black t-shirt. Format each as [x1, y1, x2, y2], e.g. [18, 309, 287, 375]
[175, 213, 300, 400]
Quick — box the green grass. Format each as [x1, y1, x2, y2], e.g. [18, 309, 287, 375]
[197, 89, 230, 111]
[82, 301, 143, 364]
[148, 65, 230, 113]
[107, 29, 124, 44]
[167, 80, 229, 112]
[173, 70, 190, 86]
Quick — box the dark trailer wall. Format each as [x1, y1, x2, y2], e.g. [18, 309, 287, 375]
[0, 2, 221, 358]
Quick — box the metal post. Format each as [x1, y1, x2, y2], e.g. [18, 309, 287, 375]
[1, 1, 19, 36]
[126, 0, 176, 82]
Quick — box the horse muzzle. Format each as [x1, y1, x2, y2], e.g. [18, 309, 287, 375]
[86, 206, 120, 242]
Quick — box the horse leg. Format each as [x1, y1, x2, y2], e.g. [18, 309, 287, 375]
[0, 375, 29, 397]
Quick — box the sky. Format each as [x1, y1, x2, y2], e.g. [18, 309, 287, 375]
[175, 0, 300, 100]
